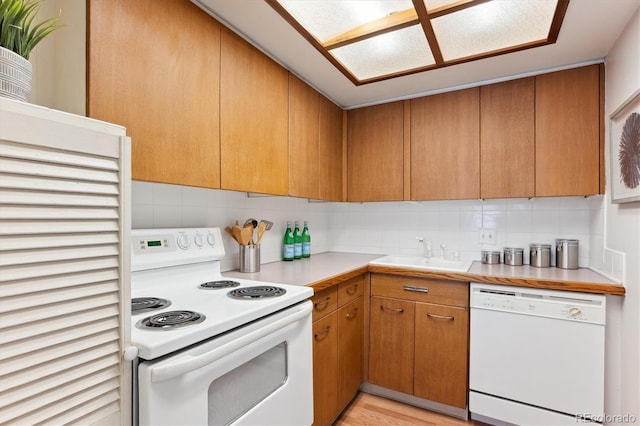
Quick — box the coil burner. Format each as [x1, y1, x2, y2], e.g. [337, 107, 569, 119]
[132, 297, 172, 314]
[136, 310, 206, 330]
[199, 280, 241, 289]
[228, 286, 287, 300]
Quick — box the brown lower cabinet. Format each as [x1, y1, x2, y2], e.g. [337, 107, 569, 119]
[368, 274, 469, 409]
[414, 302, 469, 407]
[311, 275, 365, 426]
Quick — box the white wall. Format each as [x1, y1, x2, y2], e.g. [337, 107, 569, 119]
[132, 182, 597, 271]
[601, 8, 640, 424]
[29, 0, 85, 115]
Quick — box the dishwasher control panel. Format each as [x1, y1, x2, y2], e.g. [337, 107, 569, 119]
[470, 283, 606, 324]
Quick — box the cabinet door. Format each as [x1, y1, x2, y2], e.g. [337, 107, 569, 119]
[289, 74, 320, 199]
[337, 297, 364, 411]
[535, 65, 601, 196]
[480, 78, 535, 198]
[312, 312, 338, 426]
[414, 303, 469, 408]
[220, 27, 289, 195]
[347, 102, 404, 201]
[319, 96, 344, 201]
[88, 0, 221, 188]
[368, 296, 415, 394]
[410, 88, 480, 200]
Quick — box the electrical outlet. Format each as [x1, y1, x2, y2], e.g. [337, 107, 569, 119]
[478, 229, 496, 245]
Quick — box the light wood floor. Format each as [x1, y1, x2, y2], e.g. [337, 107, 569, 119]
[333, 392, 481, 426]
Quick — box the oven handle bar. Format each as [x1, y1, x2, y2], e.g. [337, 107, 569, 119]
[150, 301, 312, 383]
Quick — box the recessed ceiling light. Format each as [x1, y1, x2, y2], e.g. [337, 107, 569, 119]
[267, 0, 569, 85]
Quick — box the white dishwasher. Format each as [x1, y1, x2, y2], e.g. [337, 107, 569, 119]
[469, 283, 606, 425]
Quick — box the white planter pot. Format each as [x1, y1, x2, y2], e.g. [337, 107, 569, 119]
[0, 46, 32, 102]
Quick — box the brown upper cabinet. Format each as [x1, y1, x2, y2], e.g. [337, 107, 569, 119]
[535, 65, 602, 196]
[289, 74, 320, 199]
[220, 27, 289, 195]
[480, 78, 536, 199]
[289, 75, 344, 201]
[410, 88, 480, 200]
[87, 0, 221, 189]
[319, 97, 345, 202]
[347, 102, 404, 202]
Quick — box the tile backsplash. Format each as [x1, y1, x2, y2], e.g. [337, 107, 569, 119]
[132, 181, 600, 271]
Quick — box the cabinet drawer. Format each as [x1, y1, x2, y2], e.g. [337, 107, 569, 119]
[371, 274, 468, 307]
[337, 275, 364, 307]
[312, 286, 338, 322]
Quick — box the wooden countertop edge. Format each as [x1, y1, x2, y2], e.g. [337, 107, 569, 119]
[307, 265, 370, 292]
[366, 265, 626, 296]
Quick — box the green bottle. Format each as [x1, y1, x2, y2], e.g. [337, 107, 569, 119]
[283, 221, 294, 261]
[302, 221, 311, 258]
[293, 221, 302, 259]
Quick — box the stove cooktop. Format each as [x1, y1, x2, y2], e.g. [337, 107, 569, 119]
[130, 227, 313, 360]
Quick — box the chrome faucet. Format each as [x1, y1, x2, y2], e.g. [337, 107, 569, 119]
[440, 243, 446, 259]
[416, 236, 432, 258]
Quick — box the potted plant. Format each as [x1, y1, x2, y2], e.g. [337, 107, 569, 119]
[0, 0, 62, 101]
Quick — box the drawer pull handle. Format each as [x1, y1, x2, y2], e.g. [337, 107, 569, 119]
[314, 325, 331, 340]
[403, 285, 429, 293]
[427, 313, 454, 321]
[346, 284, 359, 295]
[346, 308, 359, 319]
[314, 298, 331, 310]
[380, 305, 404, 313]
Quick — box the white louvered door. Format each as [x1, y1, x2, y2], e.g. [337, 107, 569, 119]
[0, 98, 131, 425]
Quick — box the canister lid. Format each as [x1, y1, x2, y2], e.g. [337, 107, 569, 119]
[504, 247, 524, 253]
[529, 243, 551, 249]
[481, 250, 501, 255]
[555, 238, 579, 245]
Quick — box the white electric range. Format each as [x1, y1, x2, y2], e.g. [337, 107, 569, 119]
[130, 227, 314, 426]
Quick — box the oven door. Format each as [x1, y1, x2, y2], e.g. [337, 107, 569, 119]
[137, 301, 313, 426]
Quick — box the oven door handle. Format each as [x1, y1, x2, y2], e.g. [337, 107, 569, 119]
[150, 301, 312, 383]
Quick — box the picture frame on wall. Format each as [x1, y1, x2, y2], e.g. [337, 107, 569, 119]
[609, 88, 640, 203]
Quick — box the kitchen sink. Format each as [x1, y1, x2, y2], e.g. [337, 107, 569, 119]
[369, 255, 473, 272]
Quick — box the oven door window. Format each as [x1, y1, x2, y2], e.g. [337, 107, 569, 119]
[208, 341, 287, 425]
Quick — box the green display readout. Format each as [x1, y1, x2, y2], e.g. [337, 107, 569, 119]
[147, 240, 162, 247]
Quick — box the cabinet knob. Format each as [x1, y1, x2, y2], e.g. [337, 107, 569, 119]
[346, 307, 359, 319]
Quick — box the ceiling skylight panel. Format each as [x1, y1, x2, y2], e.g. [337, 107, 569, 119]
[431, 0, 559, 61]
[278, 0, 413, 43]
[423, 0, 465, 13]
[330, 24, 435, 81]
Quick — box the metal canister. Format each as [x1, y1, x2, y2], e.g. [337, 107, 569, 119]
[504, 247, 524, 266]
[481, 250, 501, 264]
[556, 239, 579, 269]
[530, 243, 551, 267]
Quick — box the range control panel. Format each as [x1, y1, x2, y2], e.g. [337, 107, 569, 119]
[470, 283, 606, 324]
[131, 227, 225, 271]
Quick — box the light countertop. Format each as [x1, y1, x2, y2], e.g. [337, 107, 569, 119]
[225, 252, 625, 296]
[224, 252, 383, 290]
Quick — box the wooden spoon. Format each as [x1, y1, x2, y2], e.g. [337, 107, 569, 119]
[232, 225, 243, 244]
[256, 221, 266, 245]
[243, 222, 255, 244]
[224, 226, 237, 243]
[240, 227, 252, 245]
